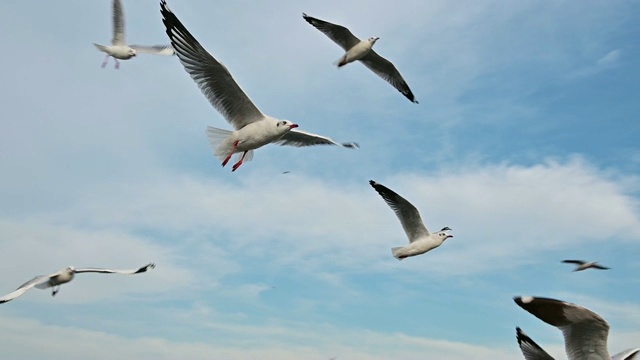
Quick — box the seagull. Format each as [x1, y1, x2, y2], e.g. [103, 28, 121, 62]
[562, 260, 611, 271]
[514, 296, 639, 360]
[0, 263, 155, 303]
[369, 180, 452, 260]
[94, 0, 174, 69]
[160, 2, 358, 172]
[302, 13, 418, 104]
[515, 327, 638, 360]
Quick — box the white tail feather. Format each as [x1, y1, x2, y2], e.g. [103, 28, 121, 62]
[93, 43, 108, 53]
[205, 126, 233, 161]
[232, 149, 254, 163]
[391, 247, 404, 260]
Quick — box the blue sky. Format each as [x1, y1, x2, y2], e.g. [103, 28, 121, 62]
[0, 0, 639, 359]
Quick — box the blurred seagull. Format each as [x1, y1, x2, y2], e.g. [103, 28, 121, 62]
[562, 259, 610, 271]
[94, 0, 174, 69]
[513, 296, 639, 360]
[369, 180, 452, 260]
[160, 2, 358, 172]
[302, 13, 418, 104]
[0, 263, 155, 303]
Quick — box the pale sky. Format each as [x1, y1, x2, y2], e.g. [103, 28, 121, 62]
[0, 0, 639, 359]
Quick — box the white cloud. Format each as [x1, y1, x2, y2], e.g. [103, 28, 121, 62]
[0, 314, 520, 360]
[36, 156, 638, 277]
[597, 49, 622, 66]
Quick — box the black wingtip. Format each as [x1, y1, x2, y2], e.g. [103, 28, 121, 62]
[160, 0, 169, 14]
[135, 263, 156, 274]
[513, 296, 523, 305]
[515, 327, 534, 348]
[302, 13, 315, 25]
[369, 180, 388, 196]
[405, 92, 418, 104]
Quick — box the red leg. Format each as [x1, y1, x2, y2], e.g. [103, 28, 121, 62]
[101, 55, 109, 68]
[221, 140, 239, 167]
[232, 151, 247, 172]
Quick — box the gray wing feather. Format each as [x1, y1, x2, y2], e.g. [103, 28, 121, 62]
[302, 13, 361, 51]
[0, 275, 50, 304]
[514, 296, 610, 360]
[369, 180, 429, 243]
[129, 44, 175, 55]
[275, 129, 358, 148]
[516, 327, 555, 360]
[75, 263, 155, 275]
[112, 0, 126, 45]
[360, 51, 418, 103]
[161, 1, 264, 130]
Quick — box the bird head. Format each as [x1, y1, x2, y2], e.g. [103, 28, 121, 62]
[438, 227, 453, 241]
[129, 48, 137, 57]
[276, 120, 299, 132]
[66, 266, 76, 273]
[368, 37, 380, 45]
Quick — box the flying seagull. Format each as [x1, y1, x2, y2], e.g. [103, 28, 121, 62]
[516, 327, 638, 360]
[562, 259, 610, 271]
[94, 0, 174, 69]
[0, 263, 155, 303]
[369, 180, 452, 260]
[513, 296, 639, 360]
[302, 13, 418, 104]
[160, 2, 358, 172]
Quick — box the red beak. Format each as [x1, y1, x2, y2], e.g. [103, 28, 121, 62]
[290, 124, 299, 129]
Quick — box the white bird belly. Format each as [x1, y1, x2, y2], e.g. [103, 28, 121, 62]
[406, 239, 440, 256]
[106, 46, 135, 60]
[50, 272, 74, 286]
[344, 41, 373, 63]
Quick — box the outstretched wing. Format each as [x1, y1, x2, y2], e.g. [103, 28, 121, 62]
[360, 51, 418, 103]
[111, 0, 126, 45]
[302, 13, 361, 51]
[274, 129, 358, 148]
[591, 264, 610, 270]
[516, 327, 555, 360]
[75, 263, 155, 275]
[129, 44, 175, 55]
[514, 296, 610, 360]
[0, 275, 50, 304]
[160, 0, 264, 130]
[562, 260, 586, 265]
[369, 180, 429, 243]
